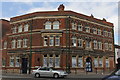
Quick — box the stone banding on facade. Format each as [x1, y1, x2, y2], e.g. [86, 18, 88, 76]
[1, 4, 115, 74]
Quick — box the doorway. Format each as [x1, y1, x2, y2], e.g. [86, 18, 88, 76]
[21, 58, 28, 74]
[86, 57, 92, 72]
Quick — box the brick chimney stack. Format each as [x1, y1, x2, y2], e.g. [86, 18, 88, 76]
[58, 4, 65, 11]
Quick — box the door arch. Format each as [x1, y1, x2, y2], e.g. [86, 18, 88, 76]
[86, 57, 92, 72]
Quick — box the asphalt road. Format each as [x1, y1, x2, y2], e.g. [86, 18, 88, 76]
[1, 73, 106, 80]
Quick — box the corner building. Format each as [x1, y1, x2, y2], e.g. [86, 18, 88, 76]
[3, 4, 115, 73]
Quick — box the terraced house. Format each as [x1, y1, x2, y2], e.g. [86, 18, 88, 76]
[2, 4, 115, 74]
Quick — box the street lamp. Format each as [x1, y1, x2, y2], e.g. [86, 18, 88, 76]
[28, 19, 33, 74]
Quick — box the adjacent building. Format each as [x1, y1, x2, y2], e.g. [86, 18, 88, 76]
[2, 4, 115, 74]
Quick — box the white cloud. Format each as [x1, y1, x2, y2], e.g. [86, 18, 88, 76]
[1, 17, 10, 21]
[1, 0, 120, 2]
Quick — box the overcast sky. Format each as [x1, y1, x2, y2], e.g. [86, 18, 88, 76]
[1, 1, 119, 44]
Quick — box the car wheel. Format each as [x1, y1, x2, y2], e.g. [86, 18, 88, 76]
[35, 73, 40, 78]
[54, 73, 59, 78]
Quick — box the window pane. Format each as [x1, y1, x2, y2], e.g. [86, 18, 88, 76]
[49, 57, 53, 67]
[45, 21, 51, 29]
[72, 56, 76, 67]
[43, 57, 47, 67]
[55, 57, 60, 67]
[106, 58, 109, 67]
[24, 24, 29, 31]
[49, 37, 54, 46]
[44, 37, 48, 46]
[94, 58, 98, 67]
[55, 37, 60, 46]
[53, 21, 59, 29]
[18, 25, 22, 33]
[99, 58, 103, 67]
[10, 56, 14, 67]
[78, 56, 83, 67]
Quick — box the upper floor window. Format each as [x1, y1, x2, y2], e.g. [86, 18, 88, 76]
[85, 27, 90, 33]
[98, 42, 102, 50]
[78, 25, 83, 31]
[108, 43, 113, 51]
[105, 42, 108, 50]
[49, 36, 54, 46]
[44, 36, 48, 46]
[104, 31, 108, 37]
[72, 36, 77, 47]
[17, 39, 22, 48]
[15, 56, 20, 67]
[108, 32, 112, 38]
[72, 22, 77, 30]
[24, 24, 29, 32]
[98, 29, 101, 35]
[45, 21, 51, 29]
[10, 56, 14, 67]
[93, 40, 97, 49]
[78, 38, 83, 47]
[93, 28, 97, 34]
[3, 41, 7, 49]
[53, 21, 60, 29]
[86, 41, 91, 48]
[11, 40, 16, 49]
[55, 36, 60, 46]
[23, 39, 28, 48]
[18, 25, 22, 33]
[106, 58, 109, 67]
[12, 27, 17, 34]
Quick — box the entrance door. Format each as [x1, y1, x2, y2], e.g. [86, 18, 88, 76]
[21, 58, 28, 74]
[86, 57, 92, 72]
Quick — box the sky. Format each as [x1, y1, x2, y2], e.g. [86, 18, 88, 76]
[1, 1, 119, 45]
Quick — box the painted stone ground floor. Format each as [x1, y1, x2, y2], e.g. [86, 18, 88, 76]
[2, 52, 115, 74]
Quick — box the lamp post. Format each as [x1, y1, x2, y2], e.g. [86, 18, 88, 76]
[29, 19, 33, 74]
[66, 16, 71, 73]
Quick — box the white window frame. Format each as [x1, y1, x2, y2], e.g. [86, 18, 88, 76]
[18, 25, 22, 33]
[23, 39, 28, 48]
[49, 55, 54, 67]
[72, 37, 77, 47]
[12, 27, 17, 34]
[86, 41, 91, 49]
[43, 55, 47, 67]
[49, 36, 54, 46]
[94, 57, 98, 67]
[24, 24, 29, 32]
[72, 22, 77, 30]
[45, 21, 52, 29]
[78, 25, 83, 31]
[78, 56, 83, 67]
[11, 40, 16, 49]
[93, 28, 97, 34]
[98, 29, 101, 35]
[17, 39, 22, 48]
[44, 37, 48, 46]
[3, 41, 7, 49]
[72, 56, 77, 67]
[15, 56, 20, 67]
[106, 58, 109, 68]
[78, 38, 83, 47]
[105, 43, 108, 50]
[10, 56, 14, 67]
[93, 40, 98, 49]
[99, 57, 103, 67]
[98, 42, 102, 50]
[55, 55, 60, 68]
[53, 21, 59, 29]
[85, 27, 90, 33]
[55, 36, 60, 46]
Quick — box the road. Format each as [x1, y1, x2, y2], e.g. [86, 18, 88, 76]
[1, 73, 107, 80]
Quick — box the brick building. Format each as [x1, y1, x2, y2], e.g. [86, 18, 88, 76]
[2, 4, 115, 74]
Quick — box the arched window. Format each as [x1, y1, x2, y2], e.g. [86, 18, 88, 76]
[45, 21, 51, 29]
[53, 21, 60, 29]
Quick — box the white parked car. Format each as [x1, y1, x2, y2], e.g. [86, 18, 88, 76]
[32, 67, 68, 78]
